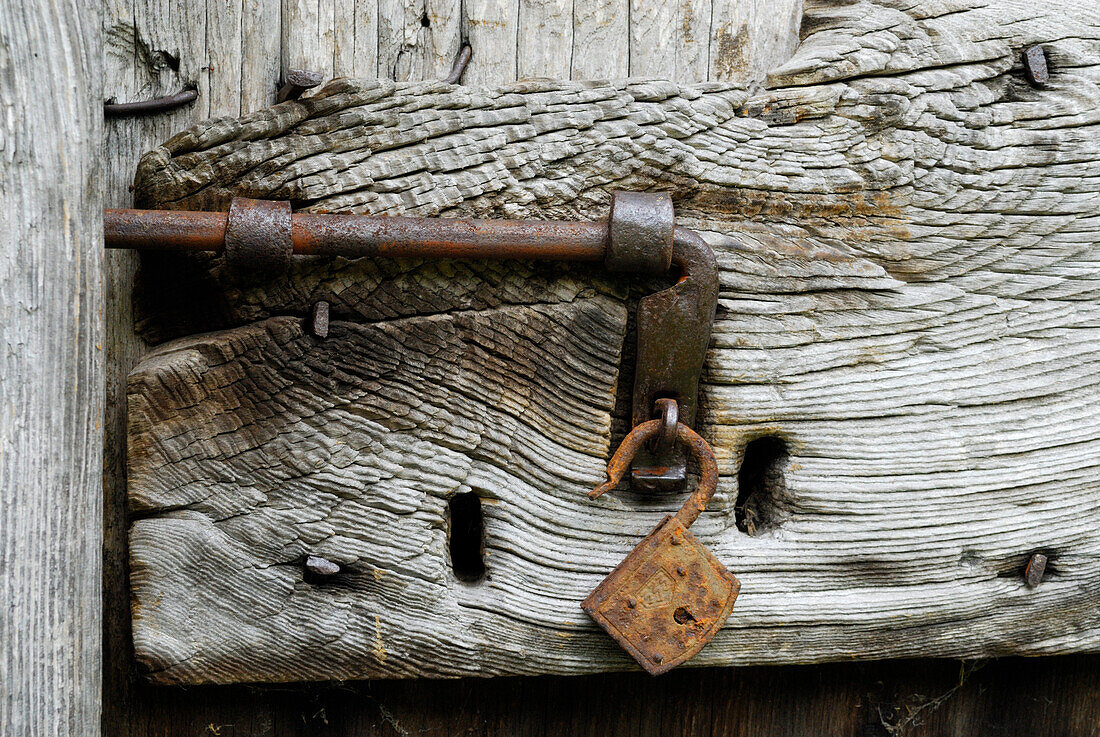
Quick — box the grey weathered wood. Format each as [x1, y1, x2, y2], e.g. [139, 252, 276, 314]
[517, 0, 572, 79]
[0, 0, 103, 731]
[377, 0, 459, 81]
[630, 0, 710, 79]
[571, 0, 628, 79]
[121, 0, 1100, 683]
[463, 0, 520, 86]
[102, 0, 283, 727]
[710, 0, 802, 83]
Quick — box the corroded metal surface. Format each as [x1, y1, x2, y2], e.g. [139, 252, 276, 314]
[103, 209, 228, 252]
[586, 419, 739, 675]
[277, 69, 324, 103]
[605, 191, 674, 274]
[104, 88, 198, 117]
[1023, 45, 1049, 86]
[105, 203, 609, 262]
[1025, 553, 1048, 588]
[629, 228, 719, 491]
[224, 197, 293, 276]
[444, 44, 473, 84]
[288, 213, 608, 260]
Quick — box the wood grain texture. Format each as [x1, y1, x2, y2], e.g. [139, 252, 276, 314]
[463, 0, 519, 86]
[629, 0, 711, 79]
[122, 0, 1100, 683]
[571, 0, 628, 79]
[102, 0, 283, 730]
[377, 0, 459, 81]
[517, 0, 572, 79]
[0, 0, 103, 732]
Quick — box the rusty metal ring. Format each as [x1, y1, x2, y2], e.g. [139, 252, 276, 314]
[604, 191, 674, 274]
[224, 197, 293, 277]
[589, 420, 717, 527]
[649, 398, 679, 456]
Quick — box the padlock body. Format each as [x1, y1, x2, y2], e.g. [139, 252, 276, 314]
[583, 514, 740, 675]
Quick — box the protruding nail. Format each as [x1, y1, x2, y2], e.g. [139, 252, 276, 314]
[104, 88, 198, 117]
[309, 300, 330, 338]
[305, 555, 340, 577]
[278, 69, 324, 103]
[444, 44, 472, 85]
[676, 566, 685, 576]
[1024, 552, 1047, 588]
[627, 598, 637, 609]
[1022, 46, 1049, 87]
[651, 653, 663, 664]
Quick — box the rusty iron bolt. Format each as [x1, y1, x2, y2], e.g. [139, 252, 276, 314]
[278, 69, 324, 103]
[1022, 46, 1049, 87]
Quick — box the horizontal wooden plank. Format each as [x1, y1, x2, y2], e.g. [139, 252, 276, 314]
[126, 0, 1100, 682]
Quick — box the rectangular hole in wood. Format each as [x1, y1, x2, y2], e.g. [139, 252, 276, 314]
[736, 436, 789, 536]
[448, 492, 486, 582]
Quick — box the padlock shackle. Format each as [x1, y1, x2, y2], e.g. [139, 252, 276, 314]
[589, 419, 718, 528]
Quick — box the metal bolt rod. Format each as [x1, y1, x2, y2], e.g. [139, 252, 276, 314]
[104, 208, 610, 262]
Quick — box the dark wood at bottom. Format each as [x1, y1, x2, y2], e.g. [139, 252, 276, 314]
[103, 654, 1099, 737]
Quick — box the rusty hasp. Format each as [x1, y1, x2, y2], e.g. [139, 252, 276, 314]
[103, 192, 719, 492]
[586, 419, 739, 675]
[630, 229, 718, 491]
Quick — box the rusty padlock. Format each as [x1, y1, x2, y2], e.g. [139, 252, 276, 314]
[584, 415, 740, 675]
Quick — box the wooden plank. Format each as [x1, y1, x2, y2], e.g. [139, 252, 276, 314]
[710, 0, 802, 84]
[283, 0, 336, 82]
[629, 0, 710, 78]
[0, 0, 103, 733]
[378, 0, 460, 81]
[571, 0, 628, 79]
[242, 0, 282, 112]
[463, 0, 518, 86]
[121, 0, 1100, 683]
[101, 0, 283, 732]
[517, 0, 572, 79]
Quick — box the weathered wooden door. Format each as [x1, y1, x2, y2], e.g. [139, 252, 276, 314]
[4, 0, 1100, 734]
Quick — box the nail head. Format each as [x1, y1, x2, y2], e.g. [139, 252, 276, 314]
[306, 555, 340, 577]
[1022, 45, 1049, 87]
[278, 69, 324, 102]
[309, 300, 330, 338]
[1024, 553, 1047, 588]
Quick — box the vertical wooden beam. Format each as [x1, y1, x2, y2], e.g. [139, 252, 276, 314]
[517, 0, 572, 79]
[709, 0, 802, 85]
[464, 0, 519, 86]
[378, 0, 460, 81]
[628, 0, 710, 79]
[572, 0, 628, 79]
[0, 0, 103, 734]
